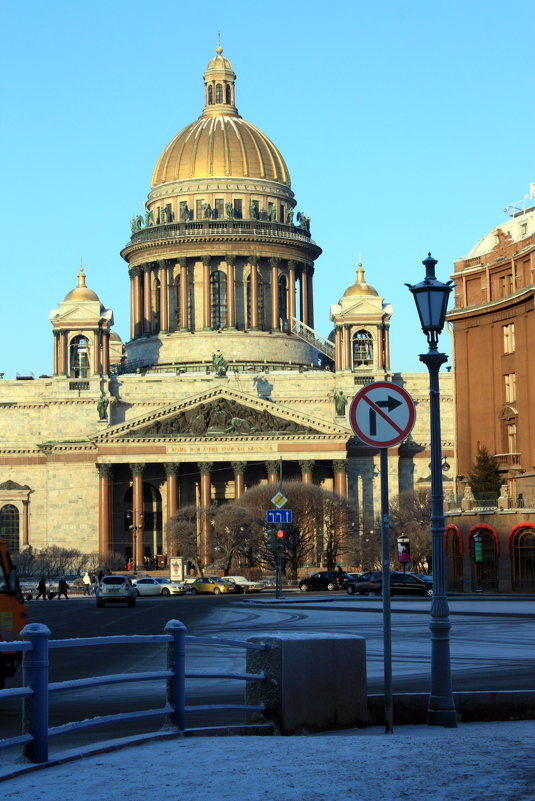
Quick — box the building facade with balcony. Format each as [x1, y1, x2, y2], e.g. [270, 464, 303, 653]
[0, 48, 453, 571]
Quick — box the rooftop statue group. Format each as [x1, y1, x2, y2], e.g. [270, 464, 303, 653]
[130, 204, 310, 233]
[212, 350, 228, 377]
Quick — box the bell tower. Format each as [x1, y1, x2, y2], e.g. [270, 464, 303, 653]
[330, 261, 392, 376]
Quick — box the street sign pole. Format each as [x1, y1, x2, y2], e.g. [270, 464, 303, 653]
[348, 381, 416, 736]
[380, 447, 393, 735]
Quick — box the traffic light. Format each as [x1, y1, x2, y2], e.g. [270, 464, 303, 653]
[276, 529, 285, 553]
[266, 528, 276, 552]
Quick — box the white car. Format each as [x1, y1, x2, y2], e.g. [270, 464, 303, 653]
[132, 577, 185, 596]
[95, 575, 136, 607]
[224, 575, 264, 592]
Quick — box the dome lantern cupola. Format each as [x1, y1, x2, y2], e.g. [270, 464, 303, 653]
[202, 45, 238, 116]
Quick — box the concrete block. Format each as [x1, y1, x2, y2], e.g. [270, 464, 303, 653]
[245, 632, 368, 734]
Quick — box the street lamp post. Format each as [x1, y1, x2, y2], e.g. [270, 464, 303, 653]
[407, 253, 457, 728]
[126, 511, 144, 574]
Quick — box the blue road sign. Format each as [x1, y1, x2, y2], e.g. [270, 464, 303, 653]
[266, 509, 292, 524]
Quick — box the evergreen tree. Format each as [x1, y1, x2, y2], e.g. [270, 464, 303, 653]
[467, 447, 501, 495]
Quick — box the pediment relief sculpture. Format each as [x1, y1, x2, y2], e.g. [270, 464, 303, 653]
[0, 480, 31, 491]
[123, 398, 317, 438]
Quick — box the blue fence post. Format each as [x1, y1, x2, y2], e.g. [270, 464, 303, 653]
[165, 618, 186, 731]
[21, 622, 51, 763]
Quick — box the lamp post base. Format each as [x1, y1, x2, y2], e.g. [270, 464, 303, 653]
[427, 706, 458, 728]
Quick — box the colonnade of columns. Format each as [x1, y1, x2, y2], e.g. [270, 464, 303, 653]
[96, 457, 348, 564]
[53, 328, 111, 377]
[128, 256, 315, 339]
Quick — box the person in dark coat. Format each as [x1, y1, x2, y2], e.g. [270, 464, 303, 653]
[57, 577, 69, 599]
[36, 576, 48, 600]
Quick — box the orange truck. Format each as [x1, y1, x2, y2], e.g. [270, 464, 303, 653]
[0, 539, 27, 687]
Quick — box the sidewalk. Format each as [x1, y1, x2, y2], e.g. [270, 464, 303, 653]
[0, 721, 533, 800]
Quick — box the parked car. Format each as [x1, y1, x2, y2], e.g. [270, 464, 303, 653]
[189, 577, 234, 595]
[132, 577, 185, 596]
[346, 571, 433, 597]
[224, 575, 264, 592]
[95, 575, 136, 607]
[298, 571, 350, 592]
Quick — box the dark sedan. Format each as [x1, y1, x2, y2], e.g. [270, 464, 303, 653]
[346, 571, 433, 597]
[298, 571, 350, 592]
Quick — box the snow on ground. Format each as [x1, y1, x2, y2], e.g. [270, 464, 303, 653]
[0, 721, 533, 801]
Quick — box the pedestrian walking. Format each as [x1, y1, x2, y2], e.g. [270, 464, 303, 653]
[82, 571, 92, 595]
[36, 576, 48, 600]
[57, 577, 69, 599]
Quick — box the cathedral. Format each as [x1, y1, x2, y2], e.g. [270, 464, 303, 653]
[0, 48, 453, 567]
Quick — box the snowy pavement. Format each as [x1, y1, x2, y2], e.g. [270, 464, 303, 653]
[0, 721, 533, 801]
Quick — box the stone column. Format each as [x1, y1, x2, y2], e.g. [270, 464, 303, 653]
[143, 265, 152, 335]
[232, 461, 246, 499]
[265, 460, 279, 484]
[130, 463, 145, 568]
[334, 327, 342, 371]
[102, 330, 110, 375]
[165, 463, 180, 519]
[199, 462, 213, 565]
[333, 459, 348, 497]
[131, 266, 143, 339]
[97, 465, 113, 559]
[202, 256, 211, 329]
[383, 321, 390, 371]
[22, 499, 29, 546]
[52, 331, 59, 376]
[165, 464, 180, 557]
[287, 261, 296, 323]
[94, 330, 101, 375]
[59, 331, 67, 376]
[226, 255, 236, 329]
[179, 258, 188, 330]
[307, 266, 314, 330]
[301, 267, 309, 327]
[129, 268, 135, 340]
[300, 460, 314, 484]
[249, 256, 259, 329]
[345, 326, 352, 370]
[270, 258, 279, 330]
[159, 260, 169, 333]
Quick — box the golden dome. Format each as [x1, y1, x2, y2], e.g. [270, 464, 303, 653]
[342, 265, 379, 298]
[64, 268, 100, 302]
[151, 47, 291, 187]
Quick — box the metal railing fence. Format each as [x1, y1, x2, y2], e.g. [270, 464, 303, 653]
[0, 619, 265, 764]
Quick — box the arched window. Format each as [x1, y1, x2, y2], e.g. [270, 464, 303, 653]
[215, 83, 223, 103]
[69, 335, 90, 378]
[445, 525, 463, 592]
[208, 85, 213, 105]
[278, 275, 288, 323]
[225, 84, 231, 104]
[510, 526, 535, 590]
[210, 270, 227, 329]
[0, 504, 19, 553]
[352, 330, 373, 367]
[470, 527, 498, 591]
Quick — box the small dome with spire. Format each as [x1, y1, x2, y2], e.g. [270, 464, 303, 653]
[342, 263, 379, 298]
[64, 268, 101, 303]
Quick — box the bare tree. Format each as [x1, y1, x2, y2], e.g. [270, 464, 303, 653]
[212, 505, 259, 575]
[238, 480, 356, 579]
[387, 488, 432, 572]
[166, 504, 205, 576]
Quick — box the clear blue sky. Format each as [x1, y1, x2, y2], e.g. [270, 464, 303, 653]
[1, 0, 534, 378]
